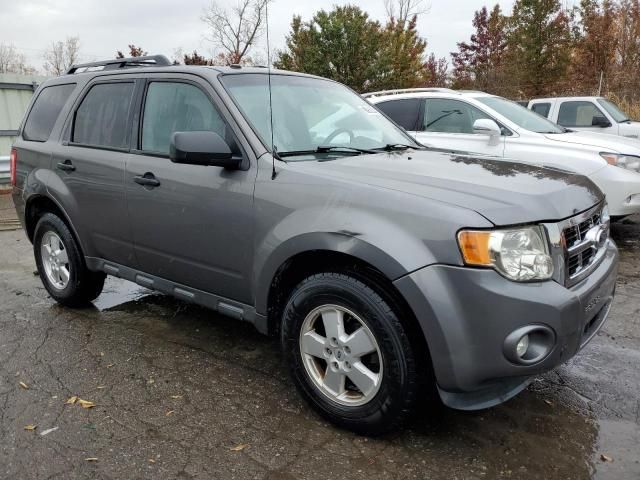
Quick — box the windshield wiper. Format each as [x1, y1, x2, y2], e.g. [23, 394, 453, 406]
[316, 145, 378, 154]
[376, 143, 418, 151]
[278, 146, 377, 158]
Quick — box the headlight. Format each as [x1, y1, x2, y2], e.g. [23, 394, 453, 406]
[601, 204, 610, 225]
[601, 153, 640, 172]
[457, 226, 553, 281]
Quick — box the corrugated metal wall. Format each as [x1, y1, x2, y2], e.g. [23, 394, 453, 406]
[0, 73, 47, 155]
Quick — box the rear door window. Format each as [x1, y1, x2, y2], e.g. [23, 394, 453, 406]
[23, 84, 76, 142]
[72, 82, 135, 149]
[376, 99, 421, 131]
[531, 102, 551, 118]
[141, 82, 226, 155]
[557, 101, 605, 127]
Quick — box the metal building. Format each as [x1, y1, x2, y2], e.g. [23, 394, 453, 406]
[0, 73, 46, 183]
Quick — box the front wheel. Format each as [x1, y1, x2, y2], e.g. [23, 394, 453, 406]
[34, 213, 105, 307]
[281, 272, 419, 435]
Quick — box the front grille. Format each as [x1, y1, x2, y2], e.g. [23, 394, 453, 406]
[562, 205, 608, 283]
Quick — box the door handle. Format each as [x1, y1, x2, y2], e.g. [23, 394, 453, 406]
[134, 173, 161, 188]
[56, 160, 76, 172]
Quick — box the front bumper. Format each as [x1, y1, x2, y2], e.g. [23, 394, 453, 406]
[394, 239, 618, 410]
[590, 166, 640, 217]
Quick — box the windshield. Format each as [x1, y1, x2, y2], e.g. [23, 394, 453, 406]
[477, 96, 565, 134]
[597, 98, 630, 123]
[220, 74, 417, 159]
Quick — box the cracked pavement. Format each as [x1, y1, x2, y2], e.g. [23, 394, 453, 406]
[0, 209, 639, 479]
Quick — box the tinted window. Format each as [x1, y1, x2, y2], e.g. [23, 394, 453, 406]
[376, 99, 421, 131]
[23, 84, 76, 142]
[422, 99, 490, 134]
[531, 102, 551, 118]
[141, 82, 226, 155]
[73, 82, 135, 149]
[557, 101, 605, 127]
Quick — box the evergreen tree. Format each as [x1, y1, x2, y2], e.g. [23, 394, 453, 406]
[275, 7, 386, 92]
[373, 15, 427, 90]
[505, 0, 573, 96]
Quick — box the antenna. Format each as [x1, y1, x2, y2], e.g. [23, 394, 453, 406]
[266, 0, 278, 180]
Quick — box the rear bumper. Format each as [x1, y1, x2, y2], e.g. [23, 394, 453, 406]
[12, 186, 26, 231]
[394, 239, 618, 410]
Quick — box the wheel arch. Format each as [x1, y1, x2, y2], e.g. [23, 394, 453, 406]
[25, 194, 86, 258]
[261, 246, 433, 377]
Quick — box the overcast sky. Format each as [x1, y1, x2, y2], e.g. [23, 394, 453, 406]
[5, 0, 518, 71]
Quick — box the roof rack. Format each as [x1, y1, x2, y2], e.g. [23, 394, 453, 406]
[362, 88, 456, 98]
[66, 55, 172, 75]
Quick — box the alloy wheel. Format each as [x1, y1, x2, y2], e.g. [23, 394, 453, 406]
[299, 304, 383, 406]
[40, 231, 70, 290]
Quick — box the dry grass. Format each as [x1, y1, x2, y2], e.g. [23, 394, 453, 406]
[607, 93, 640, 121]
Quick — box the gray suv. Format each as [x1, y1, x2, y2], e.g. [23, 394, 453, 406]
[11, 55, 618, 435]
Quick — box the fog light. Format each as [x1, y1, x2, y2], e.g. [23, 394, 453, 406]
[516, 335, 529, 358]
[504, 325, 555, 365]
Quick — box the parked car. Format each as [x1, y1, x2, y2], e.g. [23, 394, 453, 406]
[527, 96, 640, 139]
[11, 57, 618, 435]
[366, 88, 640, 218]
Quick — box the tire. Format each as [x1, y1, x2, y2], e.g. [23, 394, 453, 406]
[33, 213, 105, 307]
[281, 272, 419, 435]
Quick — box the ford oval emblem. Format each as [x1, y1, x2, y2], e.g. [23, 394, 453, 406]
[585, 225, 608, 249]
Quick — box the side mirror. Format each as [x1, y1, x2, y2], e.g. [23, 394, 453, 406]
[473, 118, 502, 137]
[170, 131, 240, 168]
[592, 116, 612, 128]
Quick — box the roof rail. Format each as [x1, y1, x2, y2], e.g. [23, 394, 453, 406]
[66, 55, 172, 75]
[362, 87, 456, 98]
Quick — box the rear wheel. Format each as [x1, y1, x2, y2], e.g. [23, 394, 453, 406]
[281, 272, 419, 435]
[34, 213, 105, 307]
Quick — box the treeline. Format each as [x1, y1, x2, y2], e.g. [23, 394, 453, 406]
[273, 6, 447, 93]
[450, 0, 640, 102]
[5, 0, 639, 109]
[274, 0, 640, 104]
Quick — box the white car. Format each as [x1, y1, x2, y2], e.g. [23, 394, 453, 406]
[528, 96, 640, 139]
[365, 88, 640, 218]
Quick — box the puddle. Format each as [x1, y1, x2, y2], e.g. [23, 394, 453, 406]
[92, 276, 153, 311]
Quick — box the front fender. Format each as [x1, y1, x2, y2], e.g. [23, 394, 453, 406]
[252, 206, 439, 315]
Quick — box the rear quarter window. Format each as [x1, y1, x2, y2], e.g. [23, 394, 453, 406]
[531, 102, 551, 118]
[376, 99, 421, 131]
[22, 83, 76, 142]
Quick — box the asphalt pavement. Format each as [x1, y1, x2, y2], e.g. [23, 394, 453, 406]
[0, 194, 638, 479]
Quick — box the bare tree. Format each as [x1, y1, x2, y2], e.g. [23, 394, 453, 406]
[0, 43, 36, 75]
[201, 0, 271, 65]
[384, 0, 429, 24]
[43, 36, 81, 76]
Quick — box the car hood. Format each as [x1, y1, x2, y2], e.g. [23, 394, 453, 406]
[289, 150, 603, 226]
[544, 131, 640, 153]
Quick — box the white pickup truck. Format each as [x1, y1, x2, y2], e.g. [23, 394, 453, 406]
[527, 96, 640, 139]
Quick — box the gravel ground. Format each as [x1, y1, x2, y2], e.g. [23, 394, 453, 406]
[0, 202, 638, 480]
